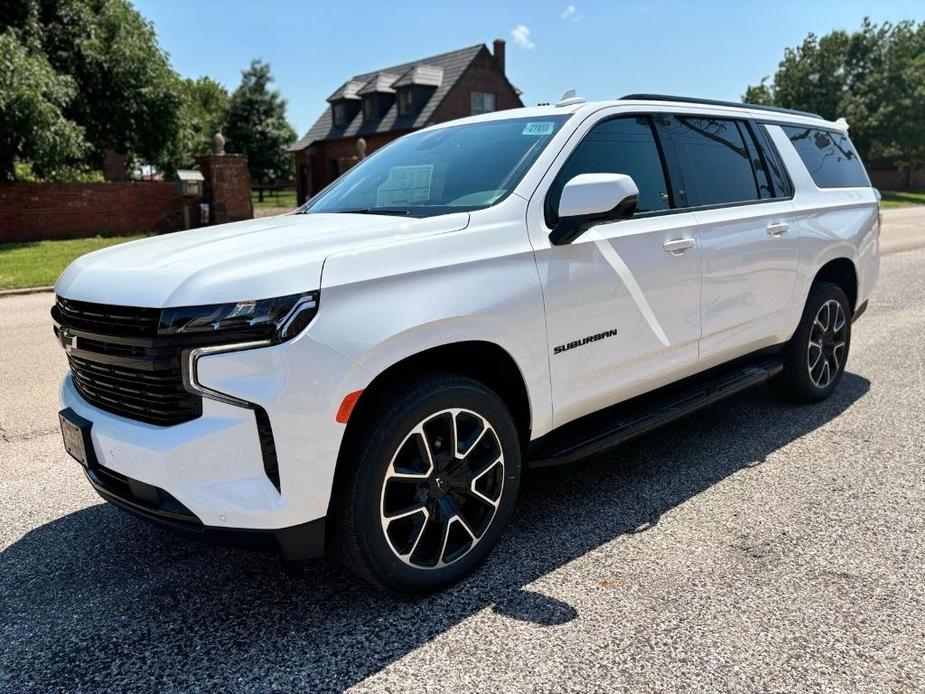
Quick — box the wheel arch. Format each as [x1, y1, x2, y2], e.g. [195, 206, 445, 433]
[342, 341, 532, 452]
[813, 256, 859, 312]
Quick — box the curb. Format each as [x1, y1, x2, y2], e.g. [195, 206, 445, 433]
[0, 286, 54, 297]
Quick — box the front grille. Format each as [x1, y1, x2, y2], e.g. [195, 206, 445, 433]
[55, 297, 160, 337]
[53, 297, 201, 426]
[67, 354, 201, 425]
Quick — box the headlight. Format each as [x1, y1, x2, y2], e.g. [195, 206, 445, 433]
[158, 291, 318, 342]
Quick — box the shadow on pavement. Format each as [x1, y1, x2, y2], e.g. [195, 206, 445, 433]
[0, 374, 870, 692]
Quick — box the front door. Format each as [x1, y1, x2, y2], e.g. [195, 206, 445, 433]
[528, 114, 703, 427]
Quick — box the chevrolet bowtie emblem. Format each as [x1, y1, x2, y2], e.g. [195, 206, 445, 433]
[60, 329, 78, 352]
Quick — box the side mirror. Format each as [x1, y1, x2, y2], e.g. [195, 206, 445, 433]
[549, 173, 639, 245]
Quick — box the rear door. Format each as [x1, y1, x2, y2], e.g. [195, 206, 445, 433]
[658, 115, 799, 363]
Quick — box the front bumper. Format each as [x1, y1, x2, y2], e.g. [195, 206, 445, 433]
[85, 462, 325, 560]
[60, 331, 371, 543]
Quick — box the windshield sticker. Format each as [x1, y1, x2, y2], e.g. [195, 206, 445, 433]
[376, 165, 434, 207]
[522, 121, 556, 136]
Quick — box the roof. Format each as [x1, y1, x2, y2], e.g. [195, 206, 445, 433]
[392, 65, 444, 88]
[290, 44, 491, 151]
[357, 72, 400, 96]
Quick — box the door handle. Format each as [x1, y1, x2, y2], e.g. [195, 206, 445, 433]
[663, 238, 696, 255]
[766, 222, 790, 236]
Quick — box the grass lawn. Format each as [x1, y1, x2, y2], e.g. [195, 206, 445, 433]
[879, 190, 925, 209]
[0, 234, 151, 291]
[251, 188, 297, 211]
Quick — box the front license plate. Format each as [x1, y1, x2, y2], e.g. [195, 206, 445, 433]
[59, 408, 94, 468]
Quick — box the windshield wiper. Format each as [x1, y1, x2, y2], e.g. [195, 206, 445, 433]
[333, 208, 411, 216]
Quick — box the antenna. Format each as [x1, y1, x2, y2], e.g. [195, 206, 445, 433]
[556, 89, 586, 107]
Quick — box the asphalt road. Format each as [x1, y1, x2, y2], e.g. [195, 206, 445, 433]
[2, 210, 924, 693]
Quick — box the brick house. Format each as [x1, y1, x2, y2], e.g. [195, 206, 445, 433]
[289, 40, 523, 204]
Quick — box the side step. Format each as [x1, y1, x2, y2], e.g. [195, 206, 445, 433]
[528, 357, 783, 468]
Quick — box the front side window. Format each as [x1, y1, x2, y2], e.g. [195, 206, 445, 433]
[667, 116, 761, 206]
[782, 126, 868, 188]
[305, 115, 569, 217]
[471, 91, 496, 115]
[547, 116, 672, 220]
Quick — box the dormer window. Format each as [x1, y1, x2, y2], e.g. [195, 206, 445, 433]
[333, 102, 347, 127]
[363, 95, 379, 122]
[398, 89, 414, 116]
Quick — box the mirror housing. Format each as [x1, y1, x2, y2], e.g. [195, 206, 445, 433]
[549, 173, 639, 245]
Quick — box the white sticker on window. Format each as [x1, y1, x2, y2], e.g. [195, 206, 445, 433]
[376, 165, 434, 207]
[522, 121, 555, 136]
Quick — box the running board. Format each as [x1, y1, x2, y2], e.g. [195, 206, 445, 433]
[528, 357, 783, 468]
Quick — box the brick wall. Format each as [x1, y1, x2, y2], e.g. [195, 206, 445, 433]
[868, 168, 925, 191]
[429, 49, 522, 122]
[198, 154, 253, 223]
[0, 182, 186, 243]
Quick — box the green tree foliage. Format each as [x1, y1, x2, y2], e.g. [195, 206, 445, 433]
[0, 30, 88, 181]
[224, 60, 297, 184]
[178, 77, 230, 166]
[744, 18, 925, 175]
[2, 0, 185, 176]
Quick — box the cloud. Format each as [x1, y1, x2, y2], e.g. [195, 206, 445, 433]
[561, 4, 582, 22]
[510, 24, 535, 49]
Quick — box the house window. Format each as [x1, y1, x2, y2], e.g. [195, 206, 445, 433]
[363, 96, 378, 122]
[333, 102, 347, 127]
[398, 89, 414, 116]
[470, 91, 496, 115]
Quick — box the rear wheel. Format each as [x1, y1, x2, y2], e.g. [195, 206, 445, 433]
[776, 281, 851, 402]
[331, 373, 521, 594]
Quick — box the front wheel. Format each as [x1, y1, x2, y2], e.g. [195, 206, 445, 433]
[331, 373, 522, 594]
[776, 281, 852, 402]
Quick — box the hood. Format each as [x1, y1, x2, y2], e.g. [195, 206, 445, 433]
[55, 212, 469, 307]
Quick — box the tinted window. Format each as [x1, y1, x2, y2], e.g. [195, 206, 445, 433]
[668, 117, 760, 206]
[548, 116, 671, 218]
[782, 126, 868, 188]
[753, 124, 792, 198]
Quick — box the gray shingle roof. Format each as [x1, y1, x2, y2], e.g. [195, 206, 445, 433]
[290, 44, 485, 151]
[392, 65, 444, 88]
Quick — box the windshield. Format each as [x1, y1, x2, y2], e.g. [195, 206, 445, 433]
[302, 115, 570, 217]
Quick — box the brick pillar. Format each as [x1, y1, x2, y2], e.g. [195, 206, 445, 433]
[197, 154, 253, 224]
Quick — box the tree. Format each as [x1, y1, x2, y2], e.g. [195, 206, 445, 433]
[172, 77, 230, 169]
[743, 19, 925, 178]
[2, 0, 185, 176]
[0, 30, 88, 181]
[183, 77, 229, 161]
[224, 60, 297, 185]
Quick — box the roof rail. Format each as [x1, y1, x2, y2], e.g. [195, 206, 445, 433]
[619, 94, 824, 120]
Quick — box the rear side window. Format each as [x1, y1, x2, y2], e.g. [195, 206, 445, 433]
[753, 124, 793, 198]
[547, 116, 672, 220]
[666, 116, 760, 206]
[782, 126, 869, 188]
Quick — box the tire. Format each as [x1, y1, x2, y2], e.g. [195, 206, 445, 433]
[776, 281, 852, 403]
[330, 373, 522, 594]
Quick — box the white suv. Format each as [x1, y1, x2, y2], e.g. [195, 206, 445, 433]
[54, 94, 879, 593]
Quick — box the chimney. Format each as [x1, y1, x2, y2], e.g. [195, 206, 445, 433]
[493, 38, 506, 75]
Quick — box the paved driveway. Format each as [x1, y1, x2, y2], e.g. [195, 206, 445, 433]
[1, 209, 924, 692]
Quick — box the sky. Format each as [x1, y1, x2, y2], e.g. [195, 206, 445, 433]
[133, 0, 924, 138]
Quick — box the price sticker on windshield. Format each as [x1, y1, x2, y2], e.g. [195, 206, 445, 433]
[522, 122, 556, 136]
